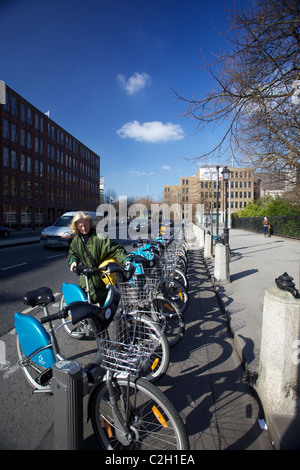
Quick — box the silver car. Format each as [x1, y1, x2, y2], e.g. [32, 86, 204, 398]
[40, 211, 98, 247]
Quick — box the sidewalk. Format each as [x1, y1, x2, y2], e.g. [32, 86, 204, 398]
[203, 228, 300, 449]
[0, 230, 40, 248]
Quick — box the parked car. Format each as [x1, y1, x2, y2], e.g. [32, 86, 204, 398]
[40, 211, 98, 248]
[0, 226, 10, 238]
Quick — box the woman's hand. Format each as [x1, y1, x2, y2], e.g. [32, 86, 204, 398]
[70, 261, 77, 271]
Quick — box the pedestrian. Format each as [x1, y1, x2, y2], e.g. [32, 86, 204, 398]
[268, 223, 272, 238]
[262, 216, 270, 237]
[68, 211, 131, 305]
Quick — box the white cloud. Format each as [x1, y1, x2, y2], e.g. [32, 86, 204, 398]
[117, 72, 150, 95]
[117, 120, 184, 143]
[162, 165, 171, 170]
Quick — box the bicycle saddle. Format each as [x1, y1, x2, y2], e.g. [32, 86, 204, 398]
[23, 287, 55, 307]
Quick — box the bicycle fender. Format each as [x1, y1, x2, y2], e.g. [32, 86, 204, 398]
[14, 312, 55, 368]
[62, 282, 87, 304]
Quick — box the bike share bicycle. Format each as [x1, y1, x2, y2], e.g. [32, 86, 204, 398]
[14, 262, 189, 450]
[60, 262, 170, 383]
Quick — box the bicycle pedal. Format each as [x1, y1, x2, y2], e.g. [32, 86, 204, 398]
[38, 367, 53, 386]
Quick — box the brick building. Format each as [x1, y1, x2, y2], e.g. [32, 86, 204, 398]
[163, 165, 254, 223]
[0, 81, 100, 230]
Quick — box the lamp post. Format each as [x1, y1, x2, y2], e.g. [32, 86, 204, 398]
[222, 166, 230, 245]
[216, 166, 220, 237]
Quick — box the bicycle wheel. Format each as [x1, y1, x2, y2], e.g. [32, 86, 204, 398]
[90, 376, 189, 450]
[59, 294, 94, 339]
[162, 279, 189, 314]
[173, 267, 189, 290]
[152, 294, 185, 347]
[15, 335, 52, 391]
[176, 253, 187, 273]
[126, 312, 170, 383]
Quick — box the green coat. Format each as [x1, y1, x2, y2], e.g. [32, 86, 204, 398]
[68, 231, 129, 304]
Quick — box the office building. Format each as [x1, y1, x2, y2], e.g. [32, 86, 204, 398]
[0, 81, 100, 230]
[163, 165, 254, 223]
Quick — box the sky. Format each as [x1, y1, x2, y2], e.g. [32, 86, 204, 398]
[0, 0, 237, 201]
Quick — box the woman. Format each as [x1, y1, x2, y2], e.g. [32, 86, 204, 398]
[68, 211, 130, 305]
[262, 216, 270, 237]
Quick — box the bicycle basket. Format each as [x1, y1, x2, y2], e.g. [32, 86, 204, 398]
[97, 313, 164, 375]
[118, 276, 158, 308]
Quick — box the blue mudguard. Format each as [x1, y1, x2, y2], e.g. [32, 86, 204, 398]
[14, 312, 55, 368]
[61, 282, 87, 304]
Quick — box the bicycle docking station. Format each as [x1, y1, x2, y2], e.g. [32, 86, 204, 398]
[52, 359, 88, 450]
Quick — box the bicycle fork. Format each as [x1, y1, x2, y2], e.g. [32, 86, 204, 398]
[105, 370, 138, 445]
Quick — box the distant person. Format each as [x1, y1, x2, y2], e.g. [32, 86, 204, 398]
[262, 217, 270, 237]
[68, 211, 130, 305]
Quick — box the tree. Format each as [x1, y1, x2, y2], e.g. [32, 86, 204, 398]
[176, 0, 300, 178]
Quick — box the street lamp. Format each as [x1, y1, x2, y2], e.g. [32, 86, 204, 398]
[221, 166, 230, 245]
[216, 166, 220, 237]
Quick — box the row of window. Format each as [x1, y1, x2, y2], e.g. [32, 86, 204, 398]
[4, 91, 99, 165]
[3, 204, 44, 229]
[2, 146, 99, 181]
[3, 122, 99, 176]
[3, 174, 98, 205]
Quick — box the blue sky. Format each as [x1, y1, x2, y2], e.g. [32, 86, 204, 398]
[0, 0, 235, 201]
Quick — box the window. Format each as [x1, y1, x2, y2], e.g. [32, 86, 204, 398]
[21, 154, 26, 172]
[27, 132, 32, 150]
[27, 156, 32, 173]
[21, 129, 26, 147]
[21, 104, 26, 122]
[11, 176, 17, 196]
[27, 108, 32, 125]
[11, 123, 17, 143]
[3, 119, 9, 139]
[11, 150, 17, 169]
[3, 175, 9, 195]
[35, 114, 40, 131]
[11, 96, 17, 116]
[35, 136, 39, 153]
[3, 147, 9, 167]
[21, 206, 32, 228]
[21, 180, 26, 198]
[26, 181, 32, 199]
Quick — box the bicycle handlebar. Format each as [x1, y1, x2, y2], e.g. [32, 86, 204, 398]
[40, 306, 70, 324]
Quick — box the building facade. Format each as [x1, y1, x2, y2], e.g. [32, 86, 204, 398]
[163, 165, 254, 223]
[0, 81, 100, 230]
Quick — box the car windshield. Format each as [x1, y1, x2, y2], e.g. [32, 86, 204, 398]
[54, 216, 73, 227]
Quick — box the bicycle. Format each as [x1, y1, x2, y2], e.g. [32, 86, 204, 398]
[125, 254, 186, 347]
[132, 237, 189, 289]
[131, 239, 189, 313]
[14, 282, 189, 450]
[59, 264, 170, 383]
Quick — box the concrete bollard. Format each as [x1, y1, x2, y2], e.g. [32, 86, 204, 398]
[204, 233, 212, 258]
[214, 243, 230, 283]
[256, 286, 300, 447]
[199, 228, 205, 249]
